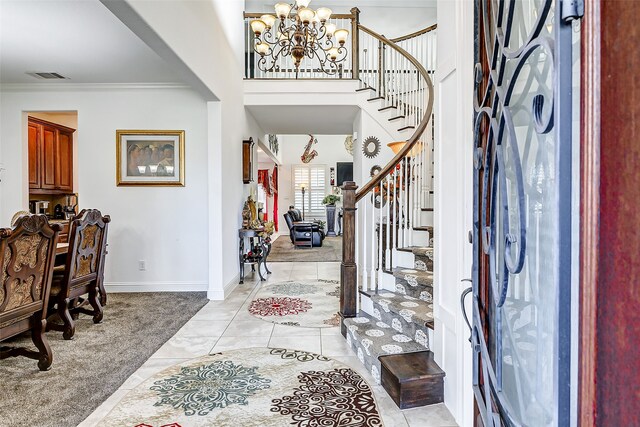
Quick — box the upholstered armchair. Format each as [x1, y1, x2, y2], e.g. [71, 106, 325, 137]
[48, 209, 110, 340]
[0, 215, 61, 371]
[283, 208, 324, 248]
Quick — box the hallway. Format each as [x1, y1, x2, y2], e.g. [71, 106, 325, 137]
[80, 261, 456, 426]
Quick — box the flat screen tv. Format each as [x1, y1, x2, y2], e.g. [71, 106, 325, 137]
[336, 162, 353, 187]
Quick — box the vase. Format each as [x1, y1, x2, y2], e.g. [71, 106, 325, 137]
[325, 204, 337, 237]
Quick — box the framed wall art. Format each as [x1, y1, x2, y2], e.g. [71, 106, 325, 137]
[116, 130, 185, 186]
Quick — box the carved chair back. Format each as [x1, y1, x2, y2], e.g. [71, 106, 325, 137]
[62, 209, 110, 292]
[0, 215, 60, 339]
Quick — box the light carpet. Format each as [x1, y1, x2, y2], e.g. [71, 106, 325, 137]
[1, 292, 208, 427]
[97, 347, 383, 427]
[267, 236, 342, 262]
[248, 279, 340, 328]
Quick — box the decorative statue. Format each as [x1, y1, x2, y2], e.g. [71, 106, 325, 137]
[301, 134, 318, 163]
[242, 199, 251, 228]
[247, 195, 257, 222]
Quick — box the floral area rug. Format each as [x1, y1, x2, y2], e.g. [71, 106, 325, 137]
[97, 348, 383, 427]
[248, 280, 340, 328]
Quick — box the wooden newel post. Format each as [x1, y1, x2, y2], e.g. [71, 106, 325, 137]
[350, 7, 360, 80]
[340, 181, 358, 337]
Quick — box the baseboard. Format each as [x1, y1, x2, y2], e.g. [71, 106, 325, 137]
[207, 274, 240, 301]
[104, 281, 208, 293]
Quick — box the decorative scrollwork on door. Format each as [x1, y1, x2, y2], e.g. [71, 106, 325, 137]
[472, 0, 575, 425]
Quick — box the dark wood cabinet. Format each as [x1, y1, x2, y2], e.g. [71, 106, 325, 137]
[28, 123, 40, 189]
[28, 117, 75, 194]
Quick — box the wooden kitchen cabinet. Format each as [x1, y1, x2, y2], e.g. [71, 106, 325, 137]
[28, 117, 75, 194]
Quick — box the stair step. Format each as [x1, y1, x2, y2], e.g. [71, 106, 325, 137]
[398, 125, 415, 132]
[412, 247, 434, 272]
[378, 105, 397, 112]
[371, 290, 434, 333]
[395, 246, 433, 272]
[380, 351, 445, 409]
[393, 267, 433, 301]
[414, 225, 433, 233]
[344, 311, 429, 384]
[368, 96, 385, 102]
[389, 115, 405, 122]
[421, 207, 434, 212]
[356, 86, 375, 92]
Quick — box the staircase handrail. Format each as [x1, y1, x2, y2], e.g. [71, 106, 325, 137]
[390, 24, 438, 43]
[355, 24, 434, 203]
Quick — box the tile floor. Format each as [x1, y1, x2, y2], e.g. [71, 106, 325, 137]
[79, 262, 458, 427]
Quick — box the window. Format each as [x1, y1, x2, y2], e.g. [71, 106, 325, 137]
[293, 165, 326, 218]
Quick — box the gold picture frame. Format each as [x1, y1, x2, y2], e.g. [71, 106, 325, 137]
[116, 130, 185, 186]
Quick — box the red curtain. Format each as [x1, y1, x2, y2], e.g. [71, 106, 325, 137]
[272, 165, 279, 231]
[257, 169, 271, 196]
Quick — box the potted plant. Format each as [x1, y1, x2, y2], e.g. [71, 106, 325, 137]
[322, 195, 341, 236]
[322, 195, 341, 206]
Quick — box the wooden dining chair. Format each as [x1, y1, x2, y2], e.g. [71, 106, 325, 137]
[0, 215, 61, 370]
[48, 209, 110, 340]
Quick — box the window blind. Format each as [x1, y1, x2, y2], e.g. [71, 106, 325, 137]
[293, 165, 326, 218]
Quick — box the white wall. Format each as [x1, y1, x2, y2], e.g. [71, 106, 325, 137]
[433, 0, 474, 425]
[123, 0, 266, 298]
[0, 86, 210, 292]
[278, 134, 353, 230]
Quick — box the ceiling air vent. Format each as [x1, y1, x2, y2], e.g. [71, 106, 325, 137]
[26, 72, 68, 80]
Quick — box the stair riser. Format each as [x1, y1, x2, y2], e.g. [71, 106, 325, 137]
[345, 328, 383, 384]
[414, 254, 433, 272]
[371, 304, 431, 350]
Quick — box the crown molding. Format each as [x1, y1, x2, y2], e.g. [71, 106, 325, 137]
[0, 82, 191, 92]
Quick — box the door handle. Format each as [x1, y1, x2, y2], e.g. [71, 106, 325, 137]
[460, 280, 472, 343]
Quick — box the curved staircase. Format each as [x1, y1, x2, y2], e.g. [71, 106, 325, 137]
[338, 24, 443, 409]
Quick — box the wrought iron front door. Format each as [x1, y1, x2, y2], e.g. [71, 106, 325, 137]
[471, 0, 578, 425]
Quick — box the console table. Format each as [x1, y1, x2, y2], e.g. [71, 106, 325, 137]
[238, 228, 272, 284]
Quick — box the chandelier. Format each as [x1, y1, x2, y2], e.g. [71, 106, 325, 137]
[250, 0, 349, 78]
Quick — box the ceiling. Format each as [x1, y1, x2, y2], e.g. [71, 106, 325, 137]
[246, 105, 359, 135]
[0, 0, 180, 84]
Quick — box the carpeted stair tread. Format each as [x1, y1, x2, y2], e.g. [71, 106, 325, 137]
[344, 311, 428, 384]
[371, 291, 433, 329]
[393, 267, 433, 287]
[392, 267, 434, 300]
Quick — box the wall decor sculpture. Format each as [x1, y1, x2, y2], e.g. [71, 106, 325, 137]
[370, 165, 382, 178]
[362, 136, 381, 159]
[344, 135, 354, 156]
[301, 134, 319, 164]
[268, 134, 279, 155]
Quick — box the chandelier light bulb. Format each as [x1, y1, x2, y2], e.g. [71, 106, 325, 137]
[256, 42, 269, 56]
[328, 47, 339, 61]
[315, 7, 332, 23]
[260, 14, 276, 29]
[274, 2, 291, 19]
[250, 19, 267, 36]
[297, 7, 315, 25]
[325, 23, 336, 37]
[334, 28, 349, 45]
[296, 0, 311, 8]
